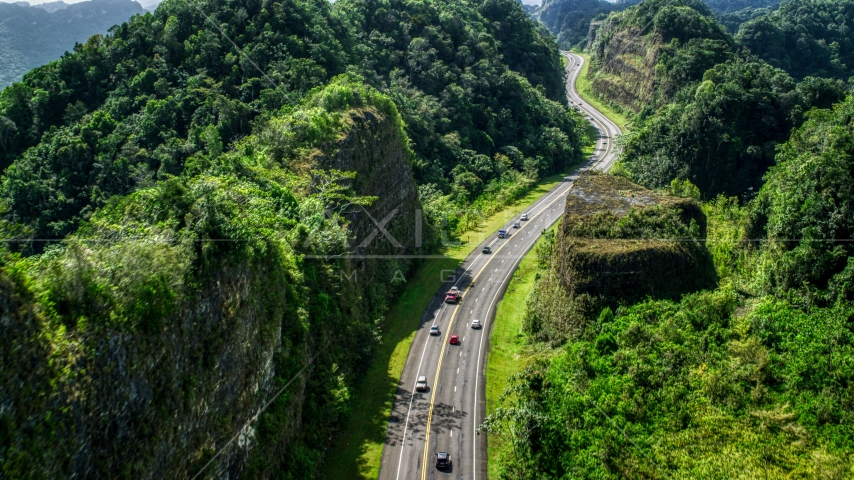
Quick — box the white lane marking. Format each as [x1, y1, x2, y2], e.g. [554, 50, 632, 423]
[454, 385, 457, 392]
[457, 368, 459, 374]
[394, 307, 442, 480]
[482, 287, 485, 291]
[475, 298, 478, 302]
[450, 430, 453, 437]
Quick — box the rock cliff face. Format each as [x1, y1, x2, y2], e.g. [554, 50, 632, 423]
[553, 173, 714, 304]
[585, 0, 735, 112]
[587, 21, 661, 112]
[0, 104, 424, 479]
[524, 173, 716, 345]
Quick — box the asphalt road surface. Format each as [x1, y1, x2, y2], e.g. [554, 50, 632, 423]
[376, 51, 622, 480]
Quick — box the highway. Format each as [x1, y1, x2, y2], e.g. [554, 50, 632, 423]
[376, 51, 622, 480]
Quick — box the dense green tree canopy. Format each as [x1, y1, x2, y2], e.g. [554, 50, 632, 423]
[753, 95, 854, 299]
[736, 0, 854, 80]
[620, 59, 846, 198]
[0, 0, 583, 244]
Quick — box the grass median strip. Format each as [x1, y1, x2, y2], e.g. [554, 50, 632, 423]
[484, 235, 542, 479]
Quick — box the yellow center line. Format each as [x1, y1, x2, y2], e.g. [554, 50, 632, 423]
[419, 176, 584, 478]
[419, 54, 613, 478]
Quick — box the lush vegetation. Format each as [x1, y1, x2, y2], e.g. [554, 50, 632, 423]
[621, 59, 846, 198]
[0, 0, 144, 90]
[703, 0, 782, 13]
[0, 0, 587, 477]
[537, 0, 622, 49]
[586, 0, 738, 112]
[483, 89, 854, 479]
[716, 5, 775, 33]
[586, 0, 849, 198]
[0, 0, 587, 244]
[736, 0, 854, 80]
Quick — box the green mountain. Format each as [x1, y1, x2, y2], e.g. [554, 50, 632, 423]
[537, 0, 620, 49]
[0, 0, 144, 90]
[703, 0, 780, 13]
[0, 0, 585, 477]
[736, 0, 854, 80]
[485, 98, 854, 480]
[716, 5, 775, 33]
[586, 0, 846, 198]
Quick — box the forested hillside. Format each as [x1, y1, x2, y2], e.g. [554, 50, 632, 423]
[485, 96, 854, 478]
[587, 0, 737, 111]
[0, 0, 144, 89]
[587, 0, 847, 198]
[703, 0, 780, 13]
[537, 0, 619, 48]
[0, 0, 586, 477]
[716, 5, 774, 32]
[736, 0, 854, 80]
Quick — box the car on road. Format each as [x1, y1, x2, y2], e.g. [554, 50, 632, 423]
[415, 376, 427, 392]
[449, 334, 460, 345]
[430, 325, 440, 335]
[498, 229, 507, 239]
[471, 319, 481, 329]
[482, 245, 491, 254]
[520, 213, 529, 221]
[445, 286, 461, 303]
[513, 221, 521, 228]
[436, 452, 451, 469]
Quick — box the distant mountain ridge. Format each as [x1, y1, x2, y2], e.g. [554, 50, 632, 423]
[0, 0, 143, 89]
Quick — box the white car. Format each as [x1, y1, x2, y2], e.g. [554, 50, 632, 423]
[430, 325, 440, 335]
[416, 376, 428, 391]
[520, 213, 529, 221]
[471, 319, 482, 329]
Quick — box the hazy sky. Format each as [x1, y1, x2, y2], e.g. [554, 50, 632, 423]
[0, 0, 86, 3]
[0, 0, 160, 5]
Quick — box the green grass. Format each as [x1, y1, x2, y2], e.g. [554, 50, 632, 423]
[321, 170, 580, 479]
[573, 51, 630, 133]
[484, 230, 560, 479]
[561, 55, 569, 67]
[484, 244, 538, 479]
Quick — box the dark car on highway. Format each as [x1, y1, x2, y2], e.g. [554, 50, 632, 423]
[436, 452, 451, 469]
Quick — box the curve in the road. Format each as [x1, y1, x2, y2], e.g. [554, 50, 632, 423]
[377, 51, 622, 480]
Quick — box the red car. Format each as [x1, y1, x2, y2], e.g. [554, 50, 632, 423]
[449, 335, 460, 345]
[444, 286, 461, 304]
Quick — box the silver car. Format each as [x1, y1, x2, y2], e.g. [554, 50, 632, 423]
[430, 325, 440, 335]
[471, 319, 482, 329]
[416, 376, 428, 391]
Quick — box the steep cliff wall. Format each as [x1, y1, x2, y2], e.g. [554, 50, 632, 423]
[587, 22, 661, 112]
[586, 0, 735, 112]
[525, 172, 715, 344]
[0, 82, 426, 479]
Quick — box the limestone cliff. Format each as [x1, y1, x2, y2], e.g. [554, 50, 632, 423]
[525, 172, 716, 344]
[586, 0, 735, 112]
[0, 85, 427, 479]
